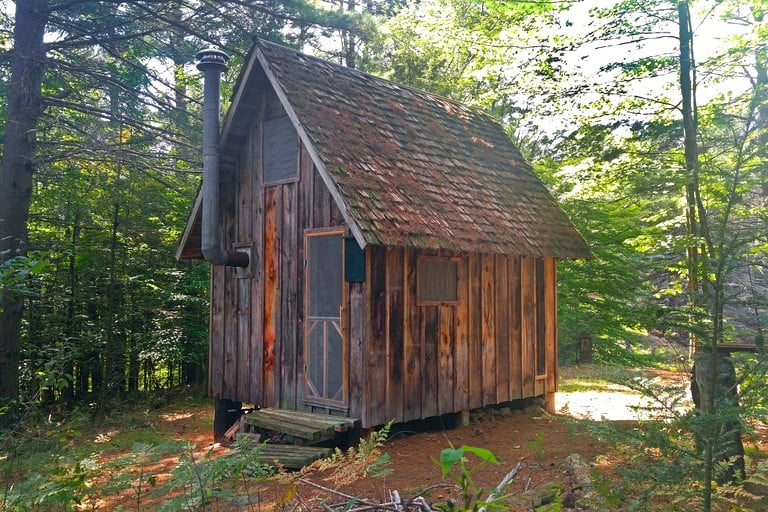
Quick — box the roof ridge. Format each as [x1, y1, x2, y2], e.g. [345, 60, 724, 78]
[254, 37, 498, 125]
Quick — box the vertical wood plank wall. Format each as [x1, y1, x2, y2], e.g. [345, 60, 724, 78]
[361, 248, 558, 428]
[209, 106, 342, 408]
[207, 93, 560, 427]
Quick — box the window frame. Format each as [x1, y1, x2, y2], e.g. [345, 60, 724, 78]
[416, 255, 461, 306]
[262, 115, 299, 186]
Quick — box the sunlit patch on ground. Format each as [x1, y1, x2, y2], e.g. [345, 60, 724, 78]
[94, 430, 118, 444]
[161, 412, 193, 422]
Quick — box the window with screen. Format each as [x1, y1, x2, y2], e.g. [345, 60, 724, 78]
[417, 257, 459, 304]
[263, 115, 298, 185]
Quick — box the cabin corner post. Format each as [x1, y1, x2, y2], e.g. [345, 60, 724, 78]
[544, 257, 558, 413]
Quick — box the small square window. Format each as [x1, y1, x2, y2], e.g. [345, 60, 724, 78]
[417, 257, 458, 303]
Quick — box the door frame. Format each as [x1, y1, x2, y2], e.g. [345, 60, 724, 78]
[303, 227, 348, 410]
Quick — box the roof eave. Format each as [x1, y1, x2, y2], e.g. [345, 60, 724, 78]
[175, 189, 203, 261]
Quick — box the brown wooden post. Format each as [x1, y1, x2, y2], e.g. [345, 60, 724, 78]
[213, 397, 242, 442]
[580, 331, 593, 363]
[457, 409, 471, 427]
[543, 392, 556, 414]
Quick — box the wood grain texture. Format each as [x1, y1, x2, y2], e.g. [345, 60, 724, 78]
[236, 150, 253, 402]
[312, 166, 330, 227]
[263, 187, 279, 405]
[481, 254, 496, 406]
[421, 304, 439, 419]
[454, 256, 469, 412]
[467, 253, 483, 409]
[280, 183, 298, 408]
[520, 256, 535, 398]
[535, 258, 546, 379]
[348, 280, 364, 420]
[438, 305, 454, 415]
[223, 265, 237, 399]
[209, 265, 225, 397]
[509, 255, 522, 400]
[210, 122, 565, 424]
[545, 258, 558, 394]
[386, 248, 405, 423]
[237, 277, 251, 401]
[296, 146, 314, 406]
[495, 255, 510, 404]
[249, 123, 265, 405]
[403, 249, 421, 422]
[364, 246, 388, 427]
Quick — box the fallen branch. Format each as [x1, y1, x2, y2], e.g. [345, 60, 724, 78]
[298, 478, 402, 511]
[477, 462, 522, 512]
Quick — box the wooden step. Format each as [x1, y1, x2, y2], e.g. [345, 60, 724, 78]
[258, 444, 332, 470]
[243, 408, 359, 444]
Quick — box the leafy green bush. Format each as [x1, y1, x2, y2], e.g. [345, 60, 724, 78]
[432, 445, 506, 512]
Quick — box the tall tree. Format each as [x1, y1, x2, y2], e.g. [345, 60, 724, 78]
[0, 0, 49, 420]
[0, 0, 372, 413]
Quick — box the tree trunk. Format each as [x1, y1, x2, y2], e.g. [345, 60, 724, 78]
[677, 1, 701, 350]
[62, 218, 81, 406]
[691, 352, 746, 484]
[678, 2, 744, 499]
[0, 0, 49, 421]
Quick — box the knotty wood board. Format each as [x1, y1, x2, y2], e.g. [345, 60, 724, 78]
[249, 122, 265, 405]
[263, 187, 279, 405]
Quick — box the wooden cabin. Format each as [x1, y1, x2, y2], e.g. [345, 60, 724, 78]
[177, 39, 591, 433]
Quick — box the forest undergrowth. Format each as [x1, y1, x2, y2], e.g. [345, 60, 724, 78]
[3, 363, 768, 511]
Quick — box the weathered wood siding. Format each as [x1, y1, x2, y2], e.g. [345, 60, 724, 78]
[208, 89, 559, 428]
[358, 248, 558, 428]
[209, 89, 343, 408]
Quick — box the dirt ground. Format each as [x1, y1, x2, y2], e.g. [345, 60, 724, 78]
[94, 379, 651, 511]
[99, 406, 607, 510]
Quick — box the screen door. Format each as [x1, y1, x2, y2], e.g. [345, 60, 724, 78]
[304, 230, 345, 404]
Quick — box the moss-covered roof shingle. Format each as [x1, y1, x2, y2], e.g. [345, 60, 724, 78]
[177, 40, 590, 260]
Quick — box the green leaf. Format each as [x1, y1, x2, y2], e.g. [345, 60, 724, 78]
[438, 447, 466, 476]
[458, 445, 498, 464]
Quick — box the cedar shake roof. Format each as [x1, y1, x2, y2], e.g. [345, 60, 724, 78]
[177, 39, 591, 260]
